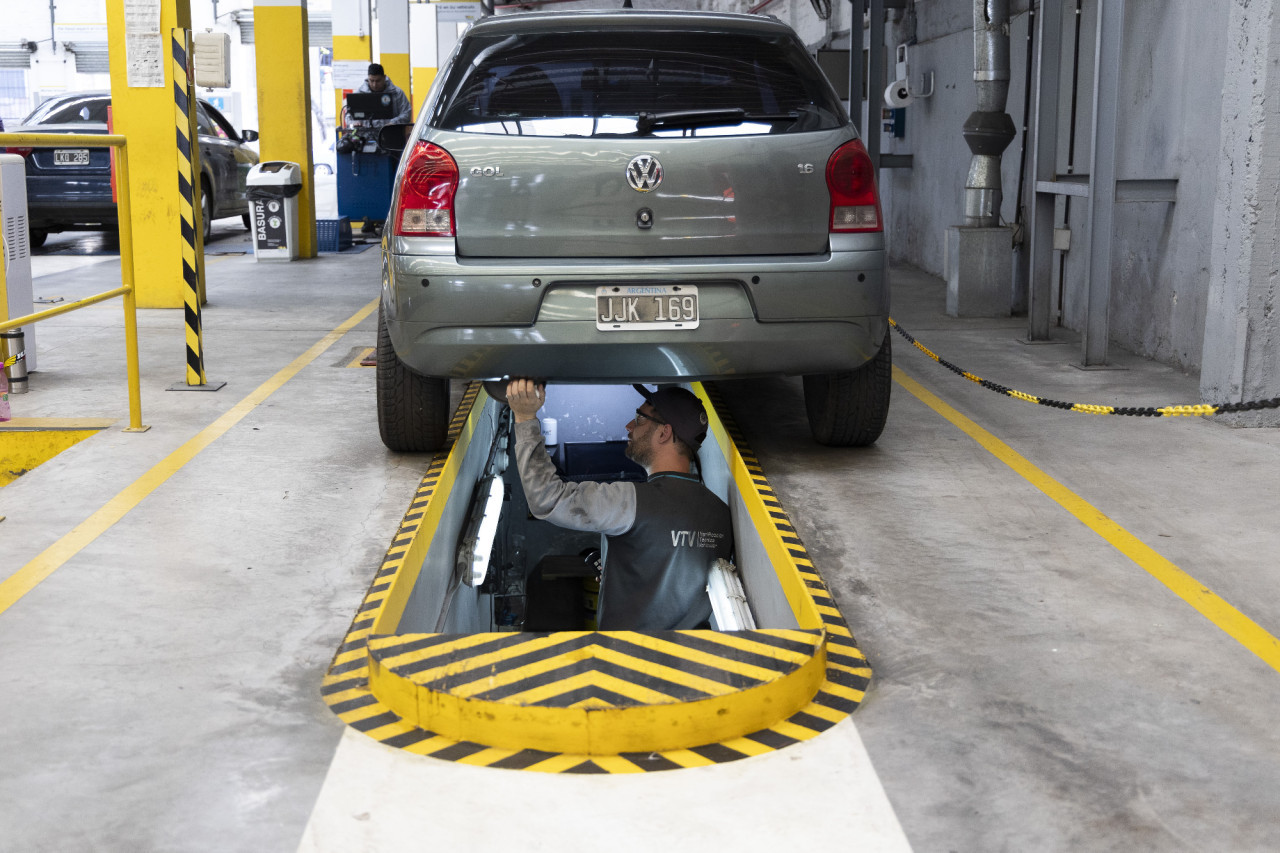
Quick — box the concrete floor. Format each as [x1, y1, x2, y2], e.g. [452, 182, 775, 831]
[2, 222, 1278, 852]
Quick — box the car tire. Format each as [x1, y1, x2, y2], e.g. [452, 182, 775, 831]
[28, 229, 47, 249]
[201, 182, 213, 244]
[803, 328, 891, 447]
[377, 302, 451, 452]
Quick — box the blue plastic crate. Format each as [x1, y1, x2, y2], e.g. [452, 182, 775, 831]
[317, 217, 352, 252]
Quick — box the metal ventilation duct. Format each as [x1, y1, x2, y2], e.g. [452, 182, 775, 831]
[962, 0, 1016, 227]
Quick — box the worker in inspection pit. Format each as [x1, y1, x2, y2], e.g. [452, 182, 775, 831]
[506, 379, 733, 631]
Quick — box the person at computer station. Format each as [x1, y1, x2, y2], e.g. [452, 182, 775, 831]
[506, 379, 734, 630]
[353, 63, 412, 128]
[349, 63, 412, 234]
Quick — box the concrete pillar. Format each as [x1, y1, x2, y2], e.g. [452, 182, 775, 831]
[409, 2, 440, 120]
[378, 0, 411, 112]
[332, 0, 372, 124]
[253, 0, 317, 258]
[1202, 0, 1280, 425]
[105, 0, 193, 308]
[411, 2, 482, 119]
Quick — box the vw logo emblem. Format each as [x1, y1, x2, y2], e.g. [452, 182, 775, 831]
[626, 155, 663, 192]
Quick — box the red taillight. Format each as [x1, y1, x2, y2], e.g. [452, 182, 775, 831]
[392, 141, 459, 237]
[4, 147, 32, 157]
[826, 139, 882, 233]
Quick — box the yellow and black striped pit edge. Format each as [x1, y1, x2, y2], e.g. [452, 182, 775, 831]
[321, 382, 871, 773]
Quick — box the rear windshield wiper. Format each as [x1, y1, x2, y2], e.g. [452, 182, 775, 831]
[635, 109, 745, 134]
[634, 109, 800, 135]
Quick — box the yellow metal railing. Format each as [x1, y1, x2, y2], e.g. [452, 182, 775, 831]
[0, 132, 147, 432]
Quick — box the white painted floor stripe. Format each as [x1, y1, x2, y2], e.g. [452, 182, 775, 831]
[297, 721, 911, 852]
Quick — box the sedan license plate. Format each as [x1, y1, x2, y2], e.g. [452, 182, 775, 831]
[596, 285, 699, 331]
[53, 149, 90, 166]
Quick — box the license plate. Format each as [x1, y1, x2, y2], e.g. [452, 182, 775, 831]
[53, 149, 90, 166]
[596, 285, 699, 331]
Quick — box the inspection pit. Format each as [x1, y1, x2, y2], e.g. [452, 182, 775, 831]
[322, 383, 869, 773]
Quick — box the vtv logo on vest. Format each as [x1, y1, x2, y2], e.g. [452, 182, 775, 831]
[671, 530, 725, 547]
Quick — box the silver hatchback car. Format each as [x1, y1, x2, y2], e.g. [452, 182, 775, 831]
[378, 10, 889, 451]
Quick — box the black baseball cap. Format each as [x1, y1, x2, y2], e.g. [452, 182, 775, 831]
[632, 384, 709, 450]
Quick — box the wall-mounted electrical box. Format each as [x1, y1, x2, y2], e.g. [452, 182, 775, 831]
[193, 31, 231, 89]
[0, 154, 36, 371]
[882, 107, 905, 139]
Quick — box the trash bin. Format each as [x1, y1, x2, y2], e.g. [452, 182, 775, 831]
[246, 161, 303, 261]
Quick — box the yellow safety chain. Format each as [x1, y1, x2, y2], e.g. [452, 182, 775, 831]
[889, 318, 1280, 418]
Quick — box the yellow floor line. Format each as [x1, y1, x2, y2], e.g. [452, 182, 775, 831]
[894, 365, 1280, 674]
[0, 298, 379, 616]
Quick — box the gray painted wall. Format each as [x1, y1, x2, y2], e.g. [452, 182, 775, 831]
[878, 0, 1225, 374]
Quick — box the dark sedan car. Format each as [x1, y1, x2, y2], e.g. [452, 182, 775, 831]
[4, 91, 259, 247]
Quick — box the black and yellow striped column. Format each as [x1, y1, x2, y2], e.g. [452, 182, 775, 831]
[172, 29, 208, 387]
[252, 0, 318, 259]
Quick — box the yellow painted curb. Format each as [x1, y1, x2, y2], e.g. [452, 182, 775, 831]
[366, 629, 829, 754]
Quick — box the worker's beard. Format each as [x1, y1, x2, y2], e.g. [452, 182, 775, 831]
[625, 434, 654, 469]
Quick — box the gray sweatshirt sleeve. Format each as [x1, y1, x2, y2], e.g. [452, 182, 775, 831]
[512, 419, 636, 536]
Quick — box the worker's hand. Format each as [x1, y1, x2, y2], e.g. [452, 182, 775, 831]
[506, 379, 546, 423]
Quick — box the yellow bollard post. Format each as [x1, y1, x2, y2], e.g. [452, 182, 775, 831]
[113, 140, 149, 433]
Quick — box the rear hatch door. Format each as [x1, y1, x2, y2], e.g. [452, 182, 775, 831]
[440, 128, 849, 259]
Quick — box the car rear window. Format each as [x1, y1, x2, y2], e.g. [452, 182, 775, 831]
[24, 96, 110, 125]
[431, 28, 845, 137]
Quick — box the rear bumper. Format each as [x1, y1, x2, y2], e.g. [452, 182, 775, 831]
[26, 182, 117, 230]
[383, 240, 889, 381]
[388, 318, 887, 381]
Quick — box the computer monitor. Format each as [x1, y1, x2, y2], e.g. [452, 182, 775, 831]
[345, 92, 396, 121]
[559, 441, 646, 482]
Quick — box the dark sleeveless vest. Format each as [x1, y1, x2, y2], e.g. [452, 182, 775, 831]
[598, 472, 733, 630]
